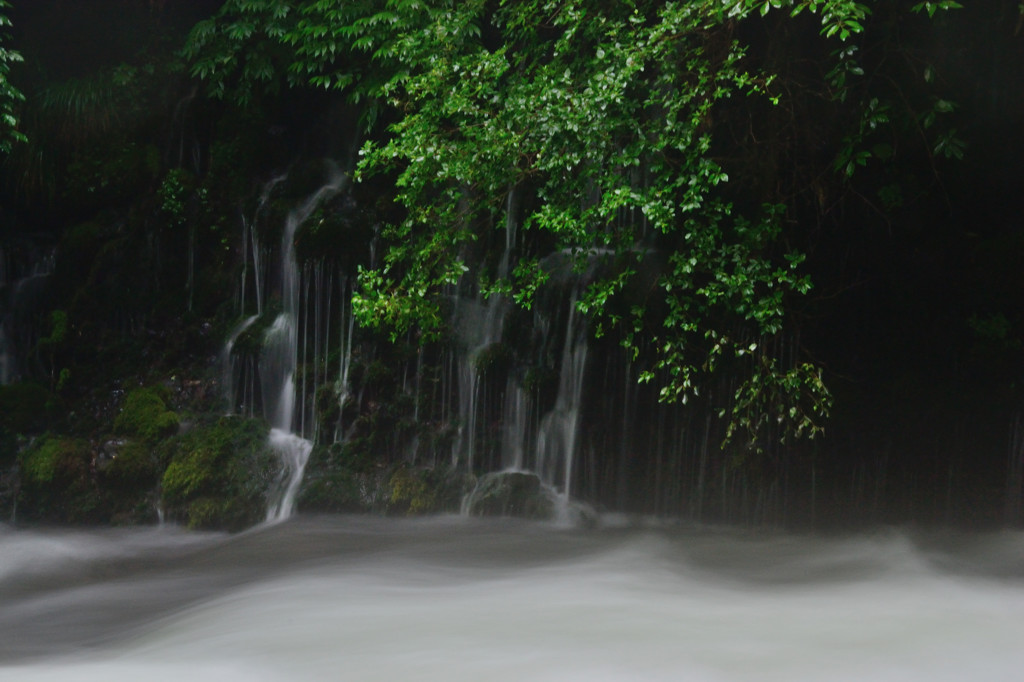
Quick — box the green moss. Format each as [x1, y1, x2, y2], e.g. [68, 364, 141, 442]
[387, 466, 473, 515]
[463, 471, 554, 519]
[21, 441, 59, 485]
[182, 497, 227, 530]
[96, 439, 162, 525]
[297, 469, 366, 513]
[114, 386, 179, 442]
[20, 436, 90, 486]
[101, 440, 158, 489]
[160, 416, 277, 531]
[296, 442, 373, 513]
[389, 466, 436, 515]
[313, 384, 342, 434]
[161, 445, 219, 503]
[16, 435, 99, 523]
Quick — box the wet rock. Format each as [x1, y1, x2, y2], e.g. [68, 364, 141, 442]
[463, 471, 555, 520]
[386, 465, 474, 516]
[160, 415, 277, 531]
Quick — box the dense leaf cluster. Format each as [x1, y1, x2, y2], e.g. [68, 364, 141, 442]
[181, 0, 967, 450]
[0, 0, 24, 154]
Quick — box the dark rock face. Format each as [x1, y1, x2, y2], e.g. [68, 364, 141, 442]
[463, 471, 554, 520]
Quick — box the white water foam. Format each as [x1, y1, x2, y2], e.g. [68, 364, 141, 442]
[264, 429, 312, 523]
[2, 519, 1022, 681]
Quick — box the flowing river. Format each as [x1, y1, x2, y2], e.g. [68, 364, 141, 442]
[1, 516, 1022, 681]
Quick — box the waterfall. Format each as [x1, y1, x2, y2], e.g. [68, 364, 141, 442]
[534, 291, 588, 500]
[221, 314, 258, 414]
[221, 165, 348, 523]
[450, 185, 603, 515]
[217, 168, 811, 525]
[333, 277, 355, 442]
[450, 187, 519, 473]
[458, 252, 593, 518]
[265, 428, 313, 521]
[452, 294, 509, 472]
[263, 166, 347, 522]
[501, 381, 531, 471]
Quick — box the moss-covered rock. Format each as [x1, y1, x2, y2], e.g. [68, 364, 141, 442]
[0, 383, 54, 472]
[297, 441, 378, 513]
[93, 437, 162, 526]
[297, 468, 368, 513]
[16, 435, 101, 523]
[20, 435, 89, 487]
[388, 466, 436, 515]
[114, 386, 180, 442]
[162, 443, 218, 503]
[160, 416, 277, 531]
[99, 439, 161, 491]
[387, 465, 474, 515]
[463, 471, 555, 519]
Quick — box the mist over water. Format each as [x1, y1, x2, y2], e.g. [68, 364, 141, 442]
[1, 517, 1022, 681]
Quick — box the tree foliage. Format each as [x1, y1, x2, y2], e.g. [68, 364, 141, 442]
[183, 0, 963, 449]
[0, 0, 25, 154]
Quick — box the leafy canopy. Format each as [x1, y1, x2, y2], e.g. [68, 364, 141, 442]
[0, 0, 25, 154]
[183, 0, 961, 449]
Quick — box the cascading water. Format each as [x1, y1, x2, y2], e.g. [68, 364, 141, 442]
[220, 315, 258, 415]
[332, 278, 356, 442]
[263, 168, 347, 522]
[450, 188, 520, 473]
[223, 166, 348, 522]
[451, 294, 509, 472]
[210, 156, 981, 527]
[448, 179, 623, 517]
[457, 239, 594, 515]
[264, 429, 312, 521]
[6, 519, 1024, 680]
[501, 382, 531, 471]
[534, 290, 588, 502]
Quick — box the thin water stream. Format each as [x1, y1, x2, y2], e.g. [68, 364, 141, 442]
[1, 516, 1022, 681]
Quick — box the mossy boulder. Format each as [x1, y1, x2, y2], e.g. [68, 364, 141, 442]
[98, 440, 162, 526]
[17, 435, 101, 523]
[98, 439, 161, 491]
[298, 443, 372, 513]
[388, 466, 437, 515]
[0, 383, 54, 470]
[160, 416, 277, 531]
[114, 386, 179, 442]
[387, 465, 474, 515]
[162, 444, 221, 502]
[463, 471, 555, 519]
[20, 436, 88, 486]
